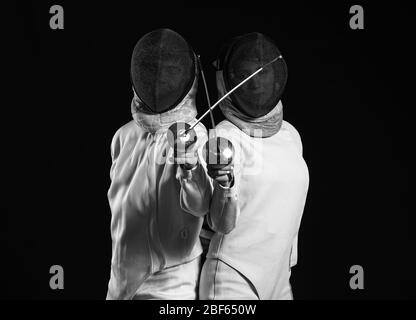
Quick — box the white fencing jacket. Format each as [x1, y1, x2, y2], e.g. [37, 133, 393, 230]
[206, 119, 309, 299]
[106, 84, 211, 300]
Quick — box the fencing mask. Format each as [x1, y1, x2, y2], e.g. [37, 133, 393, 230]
[131, 28, 196, 114]
[220, 32, 287, 118]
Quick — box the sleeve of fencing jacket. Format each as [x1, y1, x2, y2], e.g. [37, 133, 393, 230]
[176, 123, 212, 217]
[206, 179, 240, 234]
[205, 123, 242, 235]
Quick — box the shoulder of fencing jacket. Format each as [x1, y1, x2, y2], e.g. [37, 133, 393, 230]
[280, 120, 303, 156]
[110, 120, 148, 161]
[215, 119, 240, 135]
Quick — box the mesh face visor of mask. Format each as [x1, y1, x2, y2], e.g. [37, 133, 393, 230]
[222, 33, 288, 118]
[131, 29, 196, 114]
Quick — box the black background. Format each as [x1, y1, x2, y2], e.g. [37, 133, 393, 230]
[2, 1, 413, 299]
